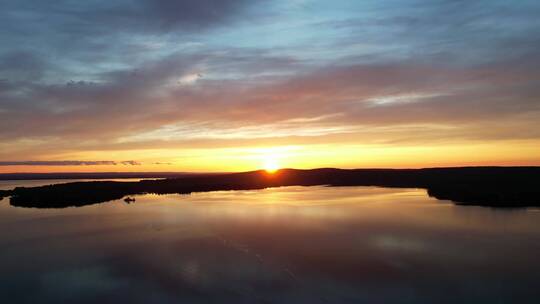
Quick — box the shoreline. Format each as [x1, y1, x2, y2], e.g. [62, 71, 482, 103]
[2, 167, 539, 208]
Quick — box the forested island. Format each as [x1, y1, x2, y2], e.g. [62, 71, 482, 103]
[1, 167, 539, 208]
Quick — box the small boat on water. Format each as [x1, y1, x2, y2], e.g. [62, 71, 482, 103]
[124, 197, 136, 203]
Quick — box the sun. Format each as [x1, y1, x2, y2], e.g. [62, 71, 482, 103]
[263, 157, 280, 173]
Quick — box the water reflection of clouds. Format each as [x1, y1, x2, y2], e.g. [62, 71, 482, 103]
[373, 235, 429, 253]
[1, 186, 540, 303]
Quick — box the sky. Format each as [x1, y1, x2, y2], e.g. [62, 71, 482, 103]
[1, 0, 540, 172]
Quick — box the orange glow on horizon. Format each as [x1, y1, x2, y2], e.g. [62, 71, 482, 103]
[0, 140, 539, 173]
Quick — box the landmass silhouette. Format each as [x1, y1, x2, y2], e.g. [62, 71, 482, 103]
[1, 167, 539, 208]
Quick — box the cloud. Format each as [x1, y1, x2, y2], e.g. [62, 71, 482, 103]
[324, 0, 540, 65]
[138, 0, 254, 31]
[0, 0, 539, 165]
[120, 160, 142, 166]
[0, 161, 141, 166]
[1, 53, 539, 157]
[0, 0, 255, 35]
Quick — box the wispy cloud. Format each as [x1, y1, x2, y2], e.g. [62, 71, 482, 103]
[0, 161, 141, 166]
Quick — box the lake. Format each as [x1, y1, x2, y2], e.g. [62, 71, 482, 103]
[1, 180, 540, 303]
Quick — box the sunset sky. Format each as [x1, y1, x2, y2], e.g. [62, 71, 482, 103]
[1, 0, 539, 172]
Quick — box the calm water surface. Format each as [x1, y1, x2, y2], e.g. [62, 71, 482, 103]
[1, 180, 540, 303]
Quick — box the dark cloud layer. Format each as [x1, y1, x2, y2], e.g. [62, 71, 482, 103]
[0, 0, 253, 33]
[0, 161, 141, 166]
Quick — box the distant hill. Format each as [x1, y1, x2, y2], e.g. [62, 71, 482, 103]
[2, 167, 540, 208]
